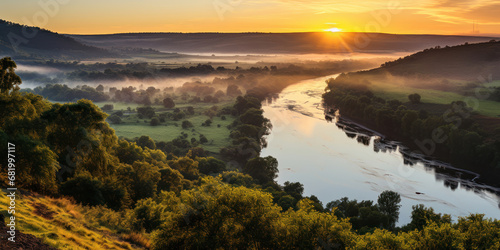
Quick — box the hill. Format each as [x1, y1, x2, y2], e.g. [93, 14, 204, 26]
[69, 32, 498, 54]
[372, 40, 500, 80]
[0, 19, 116, 60]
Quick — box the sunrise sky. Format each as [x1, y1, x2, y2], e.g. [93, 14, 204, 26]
[1, 0, 500, 35]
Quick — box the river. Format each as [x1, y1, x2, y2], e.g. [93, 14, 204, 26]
[261, 74, 500, 225]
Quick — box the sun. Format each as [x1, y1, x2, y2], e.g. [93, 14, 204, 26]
[325, 27, 342, 33]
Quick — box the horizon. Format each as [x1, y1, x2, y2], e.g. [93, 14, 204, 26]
[3, 18, 500, 38]
[2, 1, 500, 35]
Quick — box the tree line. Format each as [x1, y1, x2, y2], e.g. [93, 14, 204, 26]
[2, 57, 500, 249]
[323, 74, 500, 183]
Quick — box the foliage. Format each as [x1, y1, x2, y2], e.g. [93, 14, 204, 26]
[243, 156, 279, 184]
[408, 93, 421, 104]
[377, 191, 401, 229]
[0, 57, 22, 94]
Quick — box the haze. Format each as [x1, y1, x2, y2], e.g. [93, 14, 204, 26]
[2, 0, 500, 35]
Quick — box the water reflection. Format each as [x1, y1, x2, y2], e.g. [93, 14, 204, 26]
[262, 74, 500, 224]
[329, 114, 500, 197]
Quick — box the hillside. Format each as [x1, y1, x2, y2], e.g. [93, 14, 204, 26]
[370, 40, 500, 80]
[69, 32, 498, 54]
[0, 20, 116, 59]
[0, 190, 146, 249]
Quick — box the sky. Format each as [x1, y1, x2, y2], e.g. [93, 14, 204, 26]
[1, 0, 500, 35]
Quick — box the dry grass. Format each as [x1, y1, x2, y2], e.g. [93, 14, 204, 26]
[121, 232, 151, 249]
[0, 189, 144, 249]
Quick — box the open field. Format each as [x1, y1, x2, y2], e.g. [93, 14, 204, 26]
[369, 82, 500, 117]
[93, 100, 237, 155]
[109, 115, 234, 154]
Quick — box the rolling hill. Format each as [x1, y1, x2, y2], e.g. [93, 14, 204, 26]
[69, 32, 499, 54]
[0, 19, 116, 59]
[372, 40, 500, 80]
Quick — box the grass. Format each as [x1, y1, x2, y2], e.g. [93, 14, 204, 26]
[94, 100, 237, 155]
[110, 115, 234, 154]
[370, 84, 500, 117]
[0, 189, 143, 249]
[484, 80, 500, 88]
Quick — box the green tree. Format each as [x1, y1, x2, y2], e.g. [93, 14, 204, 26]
[408, 93, 421, 104]
[151, 177, 281, 249]
[406, 204, 451, 230]
[162, 97, 175, 109]
[150, 117, 161, 126]
[0, 57, 22, 94]
[377, 190, 401, 229]
[108, 114, 122, 124]
[243, 156, 278, 184]
[182, 120, 193, 129]
[136, 135, 156, 149]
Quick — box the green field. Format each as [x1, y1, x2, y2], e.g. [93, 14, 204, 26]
[484, 80, 500, 88]
[109, 115, 234, 154]
[370, 84, 500, 117]
[93, 100, 237, 155]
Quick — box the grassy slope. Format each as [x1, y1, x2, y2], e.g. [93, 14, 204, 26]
[0, 189, 141, 250]
[370, 83, 500, 117]
[351, 41, 500, 118]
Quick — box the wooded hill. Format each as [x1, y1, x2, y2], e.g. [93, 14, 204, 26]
[0, 19, 115, 59]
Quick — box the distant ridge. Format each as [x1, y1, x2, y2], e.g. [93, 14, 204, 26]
[69, 32, 499, 54]
[0, 19, 116, 59]
[367, 40, 500, 80]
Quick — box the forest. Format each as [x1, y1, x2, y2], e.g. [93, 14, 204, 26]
[2, 55, 500, 249]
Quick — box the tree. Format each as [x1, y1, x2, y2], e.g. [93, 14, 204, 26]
[202, 119, 212, 126]
[108, 114, 122, 124]
[0, 57, 22, 94]
[96, 84, 104, 92]
[168, 156, 200, 181]
[182, 120, 193, 129]
[151, 177, 281, 249]
[60, 174, 105, 206]
[197, 157, 226, 174]
[150, 117, 161, 126]
[137, 106, 156, 119]
[226, 84, 242, 97]
[136, 135, 156, 149]
[283, 181, 304, 200]
[406, 204, 451, 230]
[163, 97, 175, 109]
[199, 134, 208, 144]
[243, 156, 278, 184]
[377, 190, 401, 229]
[408, 93, 421, 104]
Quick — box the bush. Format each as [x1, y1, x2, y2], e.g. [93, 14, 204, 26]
[150, 117, 161, 126]
[102, 104, 114, 111]
[162, 97, 175, 108]
[199, 134, 208, 144]
[182, 120, 193, 129]
[408, 93, 421, 104]
[108, 114, 122, 124]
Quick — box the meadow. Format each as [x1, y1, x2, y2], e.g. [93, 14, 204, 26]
[94, 100, 237, 155]
[369, 80, 500, 117]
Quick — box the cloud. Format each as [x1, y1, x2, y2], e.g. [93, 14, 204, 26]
[258, 0, 500, 25]
[251, 0, 414, 13]
[421, 0, 500, 24]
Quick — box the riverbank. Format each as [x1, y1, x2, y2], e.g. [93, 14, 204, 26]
[262, 74, 500, 225]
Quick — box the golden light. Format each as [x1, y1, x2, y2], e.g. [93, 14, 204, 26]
[324, 27, 342, 33]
